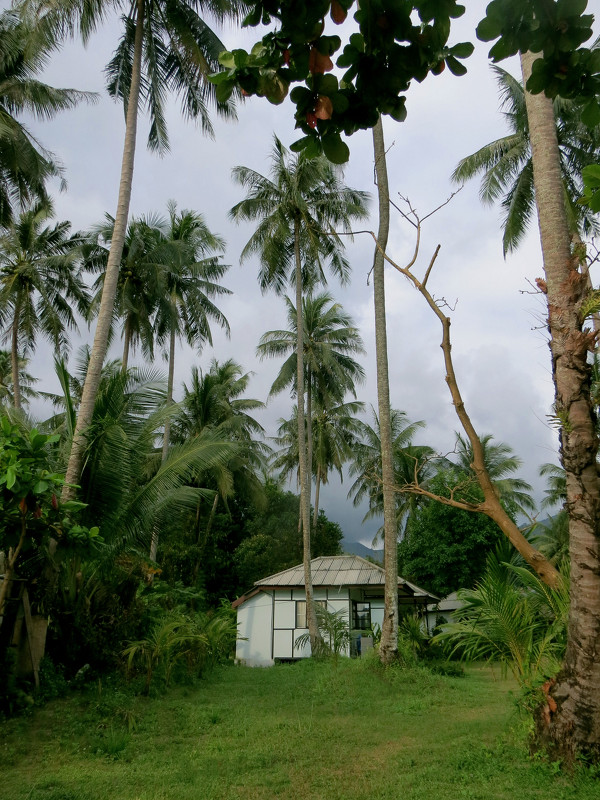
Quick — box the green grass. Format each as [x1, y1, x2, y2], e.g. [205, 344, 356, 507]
[1, 658, 597, 800]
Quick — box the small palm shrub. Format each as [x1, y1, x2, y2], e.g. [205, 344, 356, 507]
[295, 605, 350, 661]
[123, 604, 238, 693]
[435, 541, 569, 690]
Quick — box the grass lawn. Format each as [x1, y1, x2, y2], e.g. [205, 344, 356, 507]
[1, 658, 597, 800]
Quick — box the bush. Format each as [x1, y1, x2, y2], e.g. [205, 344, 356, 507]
[123, 603, 238, 693]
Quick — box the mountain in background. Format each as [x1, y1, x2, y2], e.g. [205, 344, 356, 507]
[341, 539, 383, 564]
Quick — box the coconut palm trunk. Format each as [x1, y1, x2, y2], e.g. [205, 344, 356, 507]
[372, 117, 398, 664]
[313, 464, 321, 530]
[149, 318, 176, 563]
[521, 50, 600, 760]
[122, 316, 132, 373]
[161, 321, 177, 463]
[294, 219, 320, 649]
[11, 302, 22, 410]
[62, 0, 145, 501]
[306, 366, 313, 521]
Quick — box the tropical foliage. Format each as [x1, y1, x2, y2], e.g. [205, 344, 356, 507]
[437, 541, 569, 690]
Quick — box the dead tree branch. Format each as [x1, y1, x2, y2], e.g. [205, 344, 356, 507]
[354, 197, 561, 590]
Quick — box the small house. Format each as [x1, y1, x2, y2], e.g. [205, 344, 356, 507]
[424, 591, 465, 633]
[233, 554, 437, 666]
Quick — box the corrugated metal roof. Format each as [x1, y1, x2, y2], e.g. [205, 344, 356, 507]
[254, 555, 434, 599]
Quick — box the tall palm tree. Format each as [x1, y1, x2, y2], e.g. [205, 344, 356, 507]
[371, 116, 398, 663]
[84, 213, 166, 372]
[0, 348, 38, 406]
[258, 290, 365, 511]
[150, 203, 230, 561]
[27, 0, 245, 499]
[230, 135, 369, 649]
[0, 9, 95, 226]
[153, 202, 230, 459]
[348, 407, 433, 543]
[453, 433, 535, 517]
[452, 63, 600, 255]
[519, 49, 600, 758]
[0, 200, 89, 409]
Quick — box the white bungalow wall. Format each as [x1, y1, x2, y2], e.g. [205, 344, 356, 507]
[236, 591, 274, 667]
[236, 586, 386, 666]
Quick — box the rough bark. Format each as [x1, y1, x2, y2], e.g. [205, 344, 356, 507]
[372, 118, 398, 664]
[62, 0, 145, 500]
[521, 50, 600, 761]
[294, 218, 320, 650]
[11, 302, 21, 410]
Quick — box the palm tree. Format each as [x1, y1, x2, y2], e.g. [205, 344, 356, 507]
[0, 200, 89, 409]
[371, 116, 398, 663]
[29, 0, 245, 499]
[539, 462, 566, 511]
[150, 203, 230, 562]
[0, 9, 95, 226]
[0, 348, 38, 406]
[453, 433, 535, 517]
[258, 290, 365, 512]
[519, 49, 600, 757]
[271, 399, 365, 529]
[173, 358, 268, 558]
[348, 407, 433, 543]
[452, 63, 600, 255]
[311, 399, 364, 528]
[45, 354, 235, 568]
[153, 202, 230, 459]
[84, 213, 166, 372]
[230, 135, 369, 649]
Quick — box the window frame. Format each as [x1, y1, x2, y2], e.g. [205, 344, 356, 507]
[352, 600, 372, 631]
[295, 599, 326, 628]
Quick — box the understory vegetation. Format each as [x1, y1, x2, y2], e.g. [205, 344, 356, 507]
[2, 660, 598, 800]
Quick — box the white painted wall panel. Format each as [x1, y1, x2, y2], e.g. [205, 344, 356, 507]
[273, 629, 293, 658]
[274, 600, 295, 629]
[371, 601, 384, 631]
[293, 629, 311, 658]
[236, 592, 273, 667]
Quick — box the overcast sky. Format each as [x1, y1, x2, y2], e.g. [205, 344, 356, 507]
[11, 0, 595, 545]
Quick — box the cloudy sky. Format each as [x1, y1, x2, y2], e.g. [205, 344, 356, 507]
[12, 0, 593, 545]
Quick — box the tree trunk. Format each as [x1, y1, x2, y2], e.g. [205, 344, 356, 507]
[122, 316, 132, 373]
[61, 0, 145, 501]
[372, 118, 398, 664]
[313, 464, 321, 530]
[10, 302, 21, 410]
[149, 319, 176, 563]
[161, 321, 176, 463]
[294, 218, 320, 651]
[521, 50, 600, 762]
[0, 515, 27, 619]
[306, 369, 313, 529]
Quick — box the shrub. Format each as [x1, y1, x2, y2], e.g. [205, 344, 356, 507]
[434, 542, 569, 690]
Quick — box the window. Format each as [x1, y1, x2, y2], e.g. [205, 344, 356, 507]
[352, 601, 371, 631]
[295, 599, 326, 628]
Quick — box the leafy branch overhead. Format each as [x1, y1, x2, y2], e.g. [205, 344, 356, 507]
[211, 0, 600, 163]
[211, 0, 474, 163]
